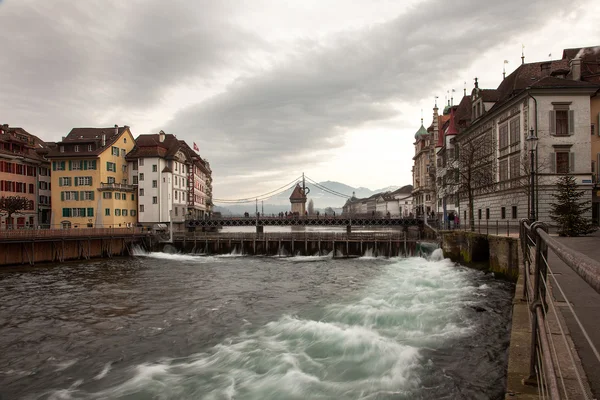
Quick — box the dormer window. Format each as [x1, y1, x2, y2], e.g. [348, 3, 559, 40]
[88, 144, 92, 152]
[60, 146, 64, 153]
[74, 145, 79, 152]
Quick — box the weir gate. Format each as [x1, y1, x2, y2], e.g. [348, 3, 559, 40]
[168, 231, 437, 257]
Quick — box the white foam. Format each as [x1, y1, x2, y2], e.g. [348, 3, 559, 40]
[94, 362, 112, 380]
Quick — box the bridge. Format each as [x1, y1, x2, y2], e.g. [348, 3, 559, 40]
[186, 216, 425, 232]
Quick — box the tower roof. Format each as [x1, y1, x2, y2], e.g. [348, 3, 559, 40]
[289, 183, 306, 201]
[414, 120, 428, 140]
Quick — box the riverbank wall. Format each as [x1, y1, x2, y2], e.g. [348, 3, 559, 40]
[439, 230, 519, 281]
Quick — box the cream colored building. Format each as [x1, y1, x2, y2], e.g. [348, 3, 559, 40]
[48, 126, 137, 228]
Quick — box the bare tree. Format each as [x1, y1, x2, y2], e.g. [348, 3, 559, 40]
[0, 196, 30, 229]
[307, 199, 314, 215]
[454, 132, 496, 231]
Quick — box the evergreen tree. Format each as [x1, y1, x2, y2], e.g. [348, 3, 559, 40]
[549, 176, 597, 236]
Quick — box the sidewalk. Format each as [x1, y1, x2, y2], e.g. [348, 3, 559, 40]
[548, 229, 600, 399]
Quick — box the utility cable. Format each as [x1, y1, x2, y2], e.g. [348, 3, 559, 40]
[304, 176, 351, 198]
[213, 176, 302, 203]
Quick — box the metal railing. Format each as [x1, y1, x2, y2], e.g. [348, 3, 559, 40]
[0, 227, 147, 240]
[435, 219, 521, 236]
[519, 219, 600, 399]
[172, 231, 424, 242]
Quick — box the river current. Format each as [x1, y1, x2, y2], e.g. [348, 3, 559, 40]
[0, 249, 513, 399]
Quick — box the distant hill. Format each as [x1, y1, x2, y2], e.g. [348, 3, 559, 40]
[214, 181, 412, 216]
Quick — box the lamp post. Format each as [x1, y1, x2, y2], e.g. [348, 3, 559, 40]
[526, 128, 538, 221]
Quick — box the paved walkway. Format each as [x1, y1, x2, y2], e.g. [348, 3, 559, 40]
[547, 229, 600, 398]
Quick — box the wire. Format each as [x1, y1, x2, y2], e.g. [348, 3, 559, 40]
[304, 176, 350, 198]
[213, 175, 302, 204]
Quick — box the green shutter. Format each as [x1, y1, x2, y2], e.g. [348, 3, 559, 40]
[62, 208, 68, 217]
[106, 161, 110, 171]
[80, 191, 84, 200]
[83, 160, 88, 170]
[61, 161, 66, 170]
[87, 208, 94, 217]
[569, 110, 575, 135]
[74, 191, 79, 201]
[549, 111, 556, 135]
[68, 160, 72, 170]
[61, 192, 64, 201]
[74, 178, 78, 187]
[52, 161, 56, 171]
[89, 177, 92, 186]
[90, 191, 94, 201]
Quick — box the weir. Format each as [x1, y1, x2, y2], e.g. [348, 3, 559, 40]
[162, 231, 437, 258]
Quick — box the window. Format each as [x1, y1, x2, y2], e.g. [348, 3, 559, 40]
[139, 173, 144, 181]
[152, 164, 157, 172]
[115, 192, 121, 200]
[121, 192, 126, 199]
[175, 191, 178, 200]
[133, 175, 138, 184]
[486, 208, 490, 220]
[82, 191, 94, 200]
[175, 207, 178, 216]
[60, 146, 64, 153]
[89, 160, 97, 170]
[501, 207, 506, 219]
[121, 149, 126, 157]
[106, 162, 116, 172]
[59, 177, 72, 186]
[87, 208, 94, 217]
[107, 177, 115, 184]
[122, 209, 128, 216]
[133, 161, 138, 171]
[478, 209, 482, 220]
[131, 194, 135, 201]
[75, 176, 92, 186]
[62, 191, 78, 201]
[124, 138, 127, 143]
[510, 155, 520, 179]
[152, 196, 158, 204]
[509, 118, 520, 145]
[140, 205, 144, 212]
[152, 180, 157, 188]
[112, 146, 120, 156]
[554, 151, 572, 174]
[499, 159, 508, 182]
[139, 159, 144, 167]
[88, 144, 92, 152]
[550, 107, 574, 136]
[105, 208, 111, 216]
[54, 161, 66, 171]
[512, 206, 518, 219]
[71, 160, 83, 170]
[115, 209, 121, 216]
[499, 123, 508, 148]
[139, 188, 144, 196]
[131, 210, 137, 216]
[122, 165, 127, 173]
[103, 192, 112, 199]
[28, 183, 34, 194]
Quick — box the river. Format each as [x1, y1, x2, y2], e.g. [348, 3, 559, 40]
[0, 249, 513, 399]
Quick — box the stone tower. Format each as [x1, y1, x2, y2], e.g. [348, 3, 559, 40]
[289, 183, 307, 215]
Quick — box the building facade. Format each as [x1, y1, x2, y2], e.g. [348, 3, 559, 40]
[126, 131, 213, 227]
[342, 186, 413, 217]
[47, 126, 137, 228]
[412, 119, 435, 216]
[433, 48, 599, 227]
[0, 124, 51, 229]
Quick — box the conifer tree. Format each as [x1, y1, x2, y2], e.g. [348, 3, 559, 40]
[549, 175, 597, 236]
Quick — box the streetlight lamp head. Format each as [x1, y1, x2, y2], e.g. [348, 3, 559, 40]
[526, 127, 538, 150]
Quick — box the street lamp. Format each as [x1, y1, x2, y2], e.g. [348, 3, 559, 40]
[526, 128, 538, 221]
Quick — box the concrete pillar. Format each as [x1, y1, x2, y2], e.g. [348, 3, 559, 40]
[346, 225, 352, 233]
[256, 225, 264, 233]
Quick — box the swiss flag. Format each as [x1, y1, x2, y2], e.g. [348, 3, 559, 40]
[193, 142, 199, 152]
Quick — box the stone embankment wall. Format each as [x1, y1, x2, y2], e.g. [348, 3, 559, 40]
[440, 231, 519, 281]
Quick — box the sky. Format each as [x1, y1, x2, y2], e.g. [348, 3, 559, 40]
[1, 0, 599, 200]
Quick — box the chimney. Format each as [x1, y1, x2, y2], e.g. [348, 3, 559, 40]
[102, 134, 106, 147]
[114, 124, 118, 135]
[159, 130, 166, 143]
[571, 58, 582, 81]
[540, 62, 551, 76]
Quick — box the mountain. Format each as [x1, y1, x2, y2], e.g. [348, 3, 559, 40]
[213, 181, 412, 216]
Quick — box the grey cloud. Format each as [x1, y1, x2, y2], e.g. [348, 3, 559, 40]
[165, 0, 585, 194]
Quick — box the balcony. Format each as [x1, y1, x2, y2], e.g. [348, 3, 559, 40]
[98, 182, 137, 192]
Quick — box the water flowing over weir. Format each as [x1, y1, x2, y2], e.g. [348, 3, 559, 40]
[0, 250, 513, 400]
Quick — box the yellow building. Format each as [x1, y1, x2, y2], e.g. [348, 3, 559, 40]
[48, 126, 137, 228]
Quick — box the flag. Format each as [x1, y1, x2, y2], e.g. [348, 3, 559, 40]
[193, 142, 199, 152]
[504, 60, 509, 64]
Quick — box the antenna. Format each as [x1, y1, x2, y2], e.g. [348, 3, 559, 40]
[503, 59, 509, 79]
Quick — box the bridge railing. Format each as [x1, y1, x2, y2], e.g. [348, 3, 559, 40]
[172, 231, 422, 242]
[0, 227, 146, 240]
[519, 220, 599, 399]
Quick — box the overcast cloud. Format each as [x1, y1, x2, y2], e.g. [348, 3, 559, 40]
[0, 0, 597, 199]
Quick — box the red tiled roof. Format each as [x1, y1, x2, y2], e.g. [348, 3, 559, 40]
[289, 184, 306, 201]
[446, 108, 458, 136]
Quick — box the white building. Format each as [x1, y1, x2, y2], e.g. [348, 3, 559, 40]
[126, 130, 212, 227]
[343, 186, 413, 217]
